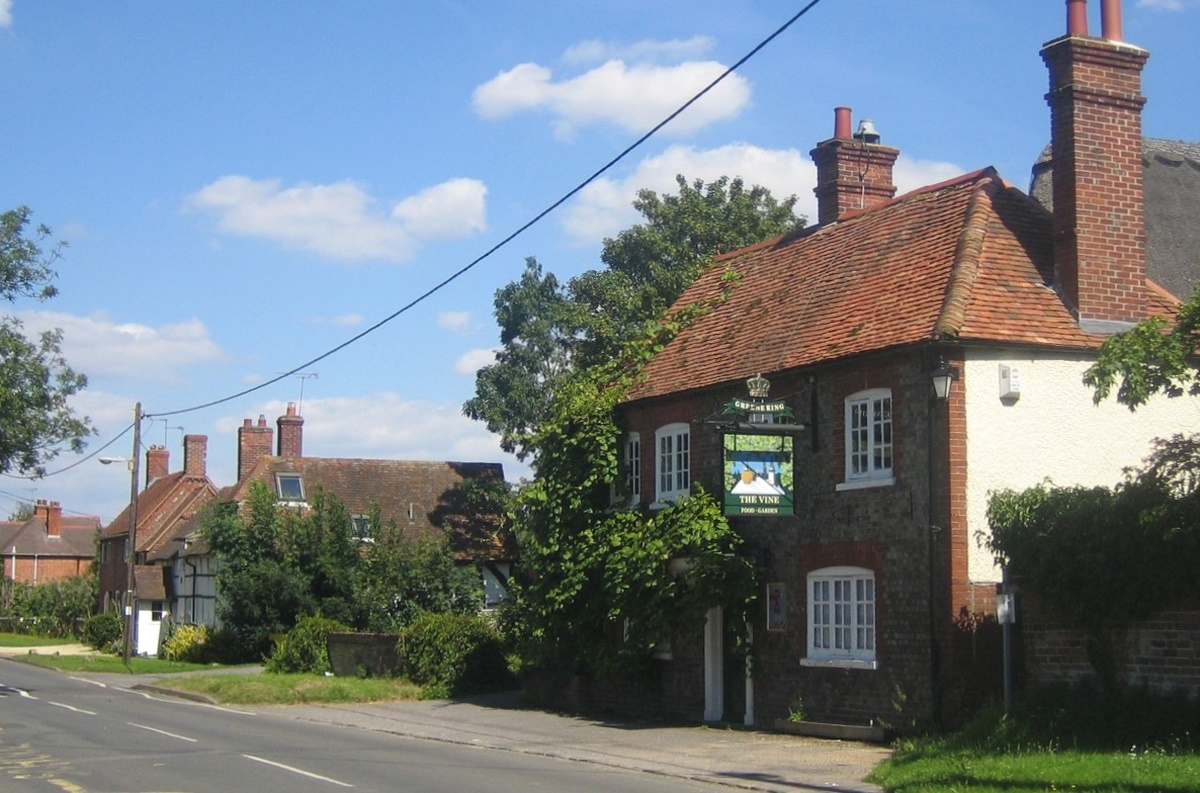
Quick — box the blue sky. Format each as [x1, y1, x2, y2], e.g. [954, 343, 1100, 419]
[2, 0, 1197, 524]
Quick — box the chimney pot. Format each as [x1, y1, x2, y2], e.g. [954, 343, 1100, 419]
[1067, 0, 1088, 36]
[1100, 0, 1123, 41]
[833, 106, 852, 140]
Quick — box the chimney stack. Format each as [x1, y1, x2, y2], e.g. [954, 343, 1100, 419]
[1043, 0, 1147, 333]
[145, 445, 169, 486]
[35, 499, 62, 537]
[237, 415, 274, 481]
[277, 402, 304, 458]
[811, 106, 899, 226]
[183, 434, 208, 479]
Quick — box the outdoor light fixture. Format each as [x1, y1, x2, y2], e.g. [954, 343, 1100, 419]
[931, 360, 959, 401]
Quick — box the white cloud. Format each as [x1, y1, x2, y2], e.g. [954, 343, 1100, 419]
[437, 311, 471, 332]
[0, 1, 11, 27]
[391, 178, 487, 239]
[562, 144, 966, 244]
[455, 347, 498, 376]
[892, 156, 967, 195]
[16, 310, 224, 381]
[472, 59, 750, 138]
[563, 144, 813, 242]
[186, 175, 488, 262]
[563, 36, 716, 66]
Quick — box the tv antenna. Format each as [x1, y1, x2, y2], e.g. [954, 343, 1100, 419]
[278, 372, 319, 414]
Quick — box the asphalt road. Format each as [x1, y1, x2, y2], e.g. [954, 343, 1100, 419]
[0, 661, 732, 793]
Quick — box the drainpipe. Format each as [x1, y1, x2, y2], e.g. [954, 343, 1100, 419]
[743, 624, 755, 727]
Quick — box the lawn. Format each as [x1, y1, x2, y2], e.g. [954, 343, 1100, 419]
[0, 632, 79, 648]
[12, 646, 426, 706]
[869, 688, 1200, 793]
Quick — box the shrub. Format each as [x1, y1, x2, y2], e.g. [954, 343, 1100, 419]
[6, 576, 97, 637]
[266, 615, 348, 674]
[398, 612, 514, 698]
[161, 623, 211, 662]
[82, 612, 123, 652]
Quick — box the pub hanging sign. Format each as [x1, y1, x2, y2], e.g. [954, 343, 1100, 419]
[719, 374, 798, 517]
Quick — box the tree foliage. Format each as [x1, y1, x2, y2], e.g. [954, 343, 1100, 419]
[202, 482, 480, 661]
[500, 362, 757, 679]
[0, 207, 93, 476]
[985, 435, 1200, 688]
[465, 175, 803, 460]
[1083, 289, 1200, 409]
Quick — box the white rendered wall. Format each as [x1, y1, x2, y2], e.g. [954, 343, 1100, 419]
[963, 349, 1200, 589]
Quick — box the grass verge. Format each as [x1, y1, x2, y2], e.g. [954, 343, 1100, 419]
[161, 672, 423, 705]
[0, 632, 79, 648]
[869, 686, 1200, 792]
[18, 653, 216, 675]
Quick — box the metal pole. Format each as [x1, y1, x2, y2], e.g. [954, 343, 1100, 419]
[1001, 567, 1013, 717]
[122, 403, 142, 665]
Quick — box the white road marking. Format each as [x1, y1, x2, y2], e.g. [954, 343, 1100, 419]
[127, 722, 198, 743]
[49, 702, 96, 715]
[243, 754, 354, 787]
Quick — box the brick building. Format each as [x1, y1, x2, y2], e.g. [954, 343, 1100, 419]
[1, 500, 100, 584]
[613, 0, 1200, 728]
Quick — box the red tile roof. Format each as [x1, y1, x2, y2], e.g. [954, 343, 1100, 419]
[99, 472, 217, 559]
[224, 457, 514, 561]
[627, 169, 1178, 403]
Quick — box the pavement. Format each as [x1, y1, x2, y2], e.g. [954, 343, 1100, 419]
[3, 643, 890, 793]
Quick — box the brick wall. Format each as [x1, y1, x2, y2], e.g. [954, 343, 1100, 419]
[5, 556, 92, 584]
[1022, 599, 1200, 697]
[619, 348, 960, 728]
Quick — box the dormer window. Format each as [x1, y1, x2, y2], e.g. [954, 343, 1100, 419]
[351, 515, 372, 543]
[275, 473, 306, 503]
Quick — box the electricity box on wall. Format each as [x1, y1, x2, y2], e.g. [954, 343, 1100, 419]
[999, 365, 1021, 400]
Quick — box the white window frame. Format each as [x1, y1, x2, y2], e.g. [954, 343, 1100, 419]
[803, 566, 877, 669]
[274, 472, 306, 503]
[837, 388, 895, 491]
[625, 432, 641, 505]
[654, 423, 691, 506]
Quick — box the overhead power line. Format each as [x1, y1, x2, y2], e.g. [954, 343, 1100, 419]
[148, 0, 827, 421]
[16, 0, 829, 477]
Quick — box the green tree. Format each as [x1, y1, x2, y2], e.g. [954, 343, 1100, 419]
[985, 436, 1200, 690]
[501, 361, 756, 679]
[7, 502, 35, 521]
[1083, 289, 1200, 409]
[465, 176, 803, 461]
[203, 482, 482, 660]
[0, 207, 93, 476]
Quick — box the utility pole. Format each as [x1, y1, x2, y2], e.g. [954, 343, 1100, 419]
[122, 403, 142, 665]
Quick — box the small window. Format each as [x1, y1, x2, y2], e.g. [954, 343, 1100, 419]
[804, 566, 877, 669]
[275, 473, 305, 502]
[625, 432, 641, 504]
[151, 601, 164, 622]
[839, 389, 894, 490]
[351, 515, 372, 543]
[655, 423, 690, 505]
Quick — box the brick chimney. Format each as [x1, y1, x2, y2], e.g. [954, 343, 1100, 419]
[237, 415, 274, 481]
[1043, 0, 1148, 333]
[35, 499, 62, 537]
[183, 434, 208, 479]
[277, 402, 303, 458]
[810, 106, 899, 226]
[145, 445, 169, 486]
